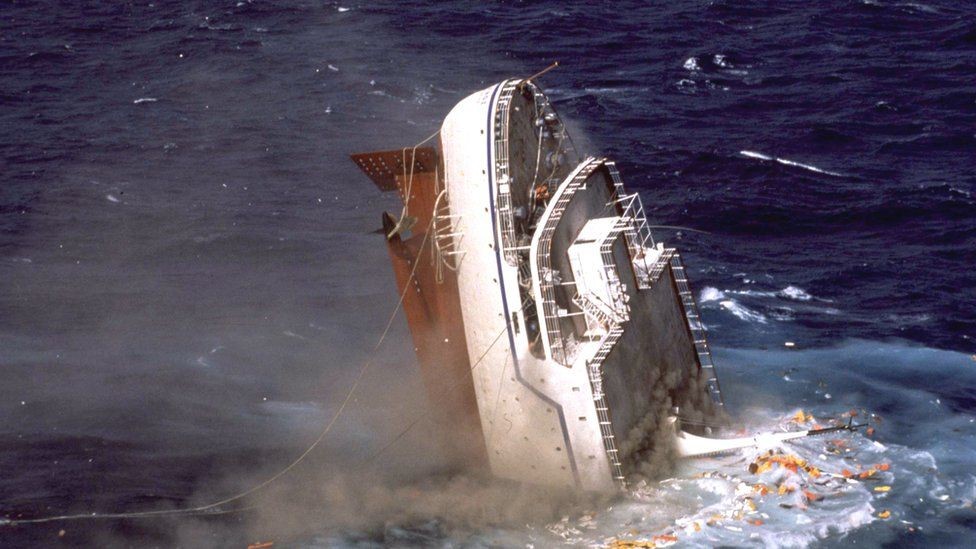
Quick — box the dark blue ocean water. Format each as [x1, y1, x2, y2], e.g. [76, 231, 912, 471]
[2, 1, 974, 546]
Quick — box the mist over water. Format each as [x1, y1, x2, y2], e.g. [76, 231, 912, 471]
[2, 0, 975, 546]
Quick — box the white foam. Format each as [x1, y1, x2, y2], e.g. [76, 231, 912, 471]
[106, 194, 120, 203]
[729, 289, 778, 298]
[740, 150, 773, 161]
[778, 286, 813, 301]
[683, 57, 700, 71]
[720, 299, 768, 324]
[699, 286, 725, 303]
[133, 97, 157, 104]
[740, 150, 844, 177]
[774, 156, 843, 177]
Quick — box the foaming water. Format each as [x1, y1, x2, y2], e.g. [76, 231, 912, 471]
[740, 150, 845, 177]
[302, 341, 976, 547]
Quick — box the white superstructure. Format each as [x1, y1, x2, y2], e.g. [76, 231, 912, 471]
[439, 79, 724, 491]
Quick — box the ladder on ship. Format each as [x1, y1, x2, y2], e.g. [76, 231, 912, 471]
[669, 253, 725, 407]
[588, 324, 627, 486]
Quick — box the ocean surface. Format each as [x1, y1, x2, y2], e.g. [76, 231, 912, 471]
[2, 0, 974, 546]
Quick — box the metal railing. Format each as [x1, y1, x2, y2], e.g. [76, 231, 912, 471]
[534, 158, 601, 364]
[669, 253, 725, 406]
[588, 325, 627, 486]
[608, 197, 657, 288]
[492, 79, 522, 266]
[431, 189, 465, 283]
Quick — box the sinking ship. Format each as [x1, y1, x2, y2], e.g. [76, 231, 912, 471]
[352, 74, 724, 492]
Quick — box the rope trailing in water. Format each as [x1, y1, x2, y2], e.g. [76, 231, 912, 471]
[2, 132, 442, 527]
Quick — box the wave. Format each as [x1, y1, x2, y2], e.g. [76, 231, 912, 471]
[779, 285, 813, 301]
[698, 287, 769, 323]
[699, 286, 725, 303]
[699, 285, 826, 324]
[719, 299, 768, 324]
[740, 150, 844, 177]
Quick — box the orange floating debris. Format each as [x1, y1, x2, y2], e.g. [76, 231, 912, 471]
[803, 490, 821, 502]
[874, 485, 892, 492]
[859, 468, 877, 479]
[877, 510, 891, 519]
[875, 463, 891, 471]
[755, 460, 774, 474]
[750, 519, 764, 526]
[792, 410, 814, 423]
[841, 469, 854, 478]
[247, 543, 274, 549]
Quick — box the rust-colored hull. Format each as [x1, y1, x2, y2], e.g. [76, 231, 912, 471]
[353, 149, 487, 469]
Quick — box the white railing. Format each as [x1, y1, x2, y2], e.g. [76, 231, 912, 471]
[588, 325, 627, 486]
[492, 79, 521, 266]
[534, 158, 601, 364]
[613, 196, 658, 288]
[431, 189, 465, 283]
[669, 253, 724, 407]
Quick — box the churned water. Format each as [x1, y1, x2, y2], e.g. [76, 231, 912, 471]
[2, 1, 974, 546]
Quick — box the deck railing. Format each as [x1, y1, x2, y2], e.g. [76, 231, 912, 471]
[669, 253, 725, 406]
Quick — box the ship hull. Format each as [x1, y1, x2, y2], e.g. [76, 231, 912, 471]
[354, 76, 723, 492]
[440, 81, 721, 491]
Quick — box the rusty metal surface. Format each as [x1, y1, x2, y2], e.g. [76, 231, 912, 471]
[385, 219, 487, 469]
[350, 148, 438, 191]
[367, 156, 486, 468]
